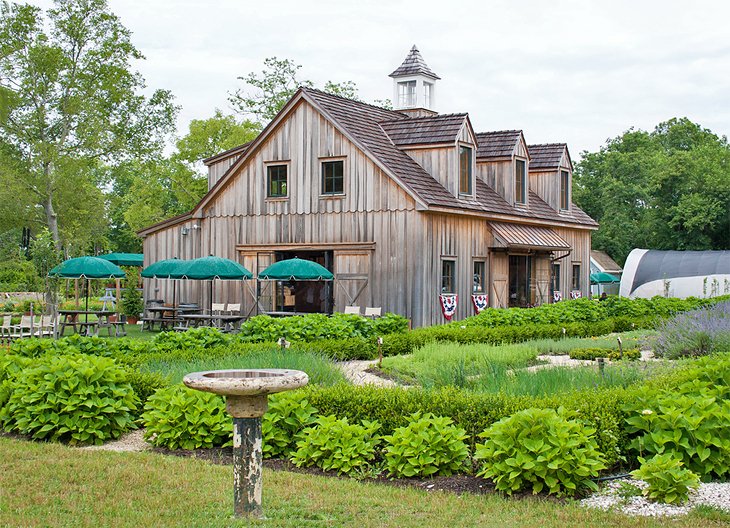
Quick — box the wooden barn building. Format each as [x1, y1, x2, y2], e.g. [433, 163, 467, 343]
[139, 46, 598, 327]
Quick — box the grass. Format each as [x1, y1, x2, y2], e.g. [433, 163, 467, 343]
[528, 330, 656, 355]
[381, 341, 539, 386]
[143, 348, 347, 386]
[2, 437, 727, 528]
[381, 338, 655, 395]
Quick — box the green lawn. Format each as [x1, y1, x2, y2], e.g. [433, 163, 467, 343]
[2, 436, 726, 528]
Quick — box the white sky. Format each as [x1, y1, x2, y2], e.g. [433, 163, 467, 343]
[30, 0, 730, 156]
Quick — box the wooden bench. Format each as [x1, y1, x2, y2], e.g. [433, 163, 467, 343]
[76, 322, 98, 337]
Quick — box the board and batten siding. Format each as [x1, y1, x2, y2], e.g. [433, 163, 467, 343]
[208, 155, 243, 190]
[553, 226, 591, 298]
[528, 150, 572, 212]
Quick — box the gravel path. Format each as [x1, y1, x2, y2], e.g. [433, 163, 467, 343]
[80, 428, 148, 452]
[581, 478, 730, 517]
[338, 359, 400, 387]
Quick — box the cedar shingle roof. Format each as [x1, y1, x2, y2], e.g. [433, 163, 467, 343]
[389, 45, 440, 80]
[528, 143, 569, 171]
[476, 130, 522, 159]
[591, 250, 622, 273]
[379, 114, 467, 146]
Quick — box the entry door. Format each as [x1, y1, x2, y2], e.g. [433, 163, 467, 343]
[274, 251, 334, 314]
[508, 255, 532, 307]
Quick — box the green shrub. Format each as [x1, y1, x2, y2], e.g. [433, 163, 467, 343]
[291, 415, 381, 475]
[121, 267, 144, 319]
[475, 408, 606, 496]
[153, 327, 231, 352]
[383, 412, 469, 477]
[569, 348, 641, 361]
[142, 385, 231, 450]
[624, 377, 730, 480]
[303, 383, 629, 467]
[0, 354, 138, 445]
[293, 338, 377, 360]
[124, 370, 170, 410]
[262, 392, 318, 459]
[631, 454, 700, 504]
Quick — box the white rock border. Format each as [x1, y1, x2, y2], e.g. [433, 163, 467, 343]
[581, 478, 730, 517]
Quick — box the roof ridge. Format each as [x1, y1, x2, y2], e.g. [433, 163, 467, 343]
[380, 112, 467, 123]
[528, 142, 567, 147]
[301, 86, 406, 119]
[476, 130, 522, 135]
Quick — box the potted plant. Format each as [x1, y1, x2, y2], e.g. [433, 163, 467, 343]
[121, 268, 144, 325]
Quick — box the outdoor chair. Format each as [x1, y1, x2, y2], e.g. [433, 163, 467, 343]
[1, 315, 12, 342]
[110, 314, 127, 337]
[11, 315, 36, 339]
[39, 315, 56, 338]
[364, 307, 382, 318]
[344, 306, 361, 315]
[225, 303, 241, 314]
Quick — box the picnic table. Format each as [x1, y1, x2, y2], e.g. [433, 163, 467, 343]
[58, 310, 116, 336]
[142, 305, 201, 331]
[178, 313, 246, 332]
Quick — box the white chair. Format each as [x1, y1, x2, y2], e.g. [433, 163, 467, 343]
[11, 315, 34, 339]
[226, 303, 241, 314]
[344, 306, 361, 315]
[364, 307, 382, 318]
[1, 315, 12, 341]
[211, 303, 226, 314]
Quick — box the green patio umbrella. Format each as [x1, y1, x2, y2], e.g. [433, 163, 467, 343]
[176, 256, 253, 314]
[590, 272, 620, 285]
[48, 257, 126, 322]
[177, 256, 253, 280]
[141, 258, 188, 312]
[98, 252, 144, 267]
[258, 258, 333, 281]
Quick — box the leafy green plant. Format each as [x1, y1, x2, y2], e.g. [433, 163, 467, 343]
[383, 412, 469, 477]
[615, 481, 642, 502]
[121, 267, 144, 319]
[474, 407, 606, 496]
[123, 370, 170, 411]
[291, 415, 381, 475]
[153, 327, 231, 352]
[0, 354, 138, 445]
[630, 454, 700, 504]
[569, 347, 640, 361]
[142, 385, 232, 450]
[624, 377, 730, 480]
[262, 391, 318, 459]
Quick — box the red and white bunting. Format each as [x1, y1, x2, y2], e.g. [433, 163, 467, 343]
[439, 294, 458, 321]
[471, 294, 488, 313]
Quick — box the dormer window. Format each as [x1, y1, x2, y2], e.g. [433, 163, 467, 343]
[515, 159, 527, 204]
[560, 170, 570, 210]
[459, 145, 473, 195]
[397, 81, 417, 108]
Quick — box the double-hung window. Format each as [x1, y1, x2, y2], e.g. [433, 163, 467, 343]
[459, 146, 473, 195]
[322, 160, 344, 195]
[560, 170, 570, 210]
[473, 261, 486, 293]
[266, 164, 288, 198]
[441, 260, 456, 294]
[572, 264, 581, 291]
[515, 159, 526, 204]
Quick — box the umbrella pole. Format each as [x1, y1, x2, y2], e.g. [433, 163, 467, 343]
[210, 280, 213, 315]
[85, 279, 89, 324]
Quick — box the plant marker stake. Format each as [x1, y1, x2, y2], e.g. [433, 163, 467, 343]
[617, 336, 623, 359]
[596, 357, 605, 377]
[377, 336, 383, 368]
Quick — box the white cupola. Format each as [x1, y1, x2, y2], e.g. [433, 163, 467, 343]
[389, 45, 440, 113]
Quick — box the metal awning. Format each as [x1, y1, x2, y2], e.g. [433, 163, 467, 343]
[490, 222, 570, 251]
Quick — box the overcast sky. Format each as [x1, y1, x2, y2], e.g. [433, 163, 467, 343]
[32, 0, 730, 156]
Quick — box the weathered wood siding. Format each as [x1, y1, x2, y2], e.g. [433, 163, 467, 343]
[208, 155, 243, 190]
[553, 226, 591, 298]
[405, 146, 456, 195]
[528, 149, 572, 212]
[477, 160, 513, 204]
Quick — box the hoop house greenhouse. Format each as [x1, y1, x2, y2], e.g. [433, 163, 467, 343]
[619, 249, 730, 299]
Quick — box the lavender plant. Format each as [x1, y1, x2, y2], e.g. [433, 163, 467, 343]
[654, 301, 730, 359]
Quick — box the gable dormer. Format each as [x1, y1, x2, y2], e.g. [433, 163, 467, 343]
[527, 143, 572, 213]
[380, 113, 477, 199]
[389, 45, 440, 118]
[475, 130, 530, 208]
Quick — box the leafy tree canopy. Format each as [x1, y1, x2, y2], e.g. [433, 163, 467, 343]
[0, 0, 177, 252]
[574, 118, 730, 264]
[228, 57, 365, 122]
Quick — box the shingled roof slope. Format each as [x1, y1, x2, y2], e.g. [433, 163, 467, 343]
[528, 143, 569, 171]
[389, 45, 440, 80]
[303, 88, 596, 227]
[379, 114, 467, 146]
[476, 130, 523, 159]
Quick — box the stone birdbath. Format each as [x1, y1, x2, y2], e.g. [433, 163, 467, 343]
[183, 369, 308, 518]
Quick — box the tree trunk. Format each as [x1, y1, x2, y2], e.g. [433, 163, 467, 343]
[44, 192, 62, 250]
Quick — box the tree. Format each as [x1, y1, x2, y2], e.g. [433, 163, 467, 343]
[228, 57, 362, 123]
[573, 118, 730, 264]
[0, 0, 177, 252]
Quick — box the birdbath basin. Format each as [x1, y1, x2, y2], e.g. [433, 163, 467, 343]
[183, 369, 308, 518]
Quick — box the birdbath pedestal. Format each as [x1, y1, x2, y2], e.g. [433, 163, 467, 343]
[183, 369, 309, 518]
